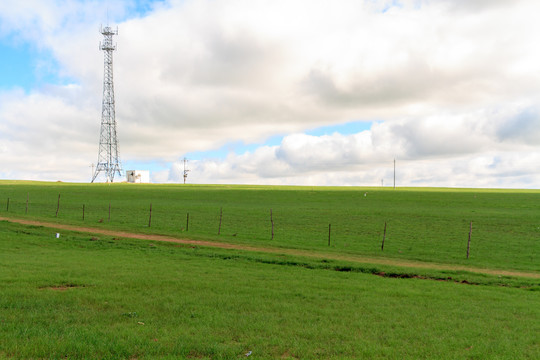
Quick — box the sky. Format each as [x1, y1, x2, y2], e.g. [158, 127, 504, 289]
[1, 0, 540, 188]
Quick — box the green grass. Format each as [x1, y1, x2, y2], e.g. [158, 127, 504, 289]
[0, 221, 538, 359]
[1, 181, 539, 272]
[0, 181, 538, 358]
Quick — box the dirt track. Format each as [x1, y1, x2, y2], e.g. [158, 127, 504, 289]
[1, 215, 539, 279]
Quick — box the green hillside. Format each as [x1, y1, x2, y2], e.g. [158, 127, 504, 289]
[1, 181, 538, 272]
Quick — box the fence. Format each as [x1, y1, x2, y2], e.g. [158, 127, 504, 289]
[8, 184, 540, 273]
[1, 192, 489, 262]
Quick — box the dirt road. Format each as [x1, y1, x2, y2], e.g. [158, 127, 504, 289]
[1, 215, 538, 279]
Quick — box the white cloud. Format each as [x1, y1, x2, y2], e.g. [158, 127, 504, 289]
[0, 0, 540, 187]
[164, 107, 540, 188]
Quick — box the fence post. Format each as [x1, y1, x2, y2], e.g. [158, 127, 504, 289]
[55, 194, 61, 217]
[186, 212, 189, 231]
[218, 207, 223, 235]
[328, 224, 331, 246]
[148, 203, 152, 227]
[108, 203, 111, 222]
[82, 204, 85, 221]
[26, 193, 29, 214]
[270, 209, 274, 240]
[467, 221, 473, 259]
[6, 198, 9, 212]
[381, 221, 387, 251]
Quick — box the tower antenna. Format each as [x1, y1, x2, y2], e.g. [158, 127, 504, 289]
[92, 25, 122, 183]
[183, 158, 190, 184]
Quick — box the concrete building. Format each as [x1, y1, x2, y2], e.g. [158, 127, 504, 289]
[126, 170, 150, 183]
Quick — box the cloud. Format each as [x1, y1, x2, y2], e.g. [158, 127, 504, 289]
[495, 107, 540, 144]
[163, 108, 540, 188]
[0, 88, 96, 180]
[0, 0, 540, 187]
[166, 145, 540, 189]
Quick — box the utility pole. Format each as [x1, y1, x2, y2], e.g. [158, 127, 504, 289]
[182, 157, 190, 184]
[92, 25, 122, 183]
[393, 158, 396, 190]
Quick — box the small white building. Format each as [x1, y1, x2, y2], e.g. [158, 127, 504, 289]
[126, 170, 150, 183]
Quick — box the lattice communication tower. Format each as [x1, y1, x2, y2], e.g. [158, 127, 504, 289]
[182, 157, 190, 184]
[91, 25, 123, 183]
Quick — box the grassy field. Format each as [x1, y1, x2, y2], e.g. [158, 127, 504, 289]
[0, 181, 539, 272]
[0, 221, 538, 359]
[0, 181, 539, 358]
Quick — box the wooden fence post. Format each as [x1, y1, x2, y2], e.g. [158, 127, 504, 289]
[218, 207, 223, 235]
[381, 221, 387, 251]
[148, 203, 152, 227]
[6, 198, 9, 212]
[467, 221, 472, 259]
[26, 193, 29, 214]
[55, 194, 61, 217]
[328, 224, 331, 246]
[82, 204, 85, 221]
[186, 212, 189, 231]
[270, 209, 274, 240]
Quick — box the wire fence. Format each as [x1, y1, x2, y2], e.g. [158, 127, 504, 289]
[3, 193, 339, 244]
[2, 191, 538, 268]
[2, 192, 407, 252]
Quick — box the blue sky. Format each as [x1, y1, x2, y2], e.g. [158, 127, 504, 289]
[0, 41, 40, 91]
[1, 0, 540, 187]
[0, 41, 73, 92]
[0, 1, 164, 92]
[305, 122, 373, 137]
[130, 0, 167, 16]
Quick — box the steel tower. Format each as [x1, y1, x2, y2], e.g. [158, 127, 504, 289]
[92, 25, 122, 183]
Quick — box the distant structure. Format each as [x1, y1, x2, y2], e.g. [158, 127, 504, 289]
[91, 25, 122, 183]
[126, 170, 150, 183]
[182, 157, 190, 184]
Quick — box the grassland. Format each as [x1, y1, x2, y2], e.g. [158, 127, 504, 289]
[1, 221, 539, 359]
[0, 181, 539, 359]
[1, 181, 539, 272]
